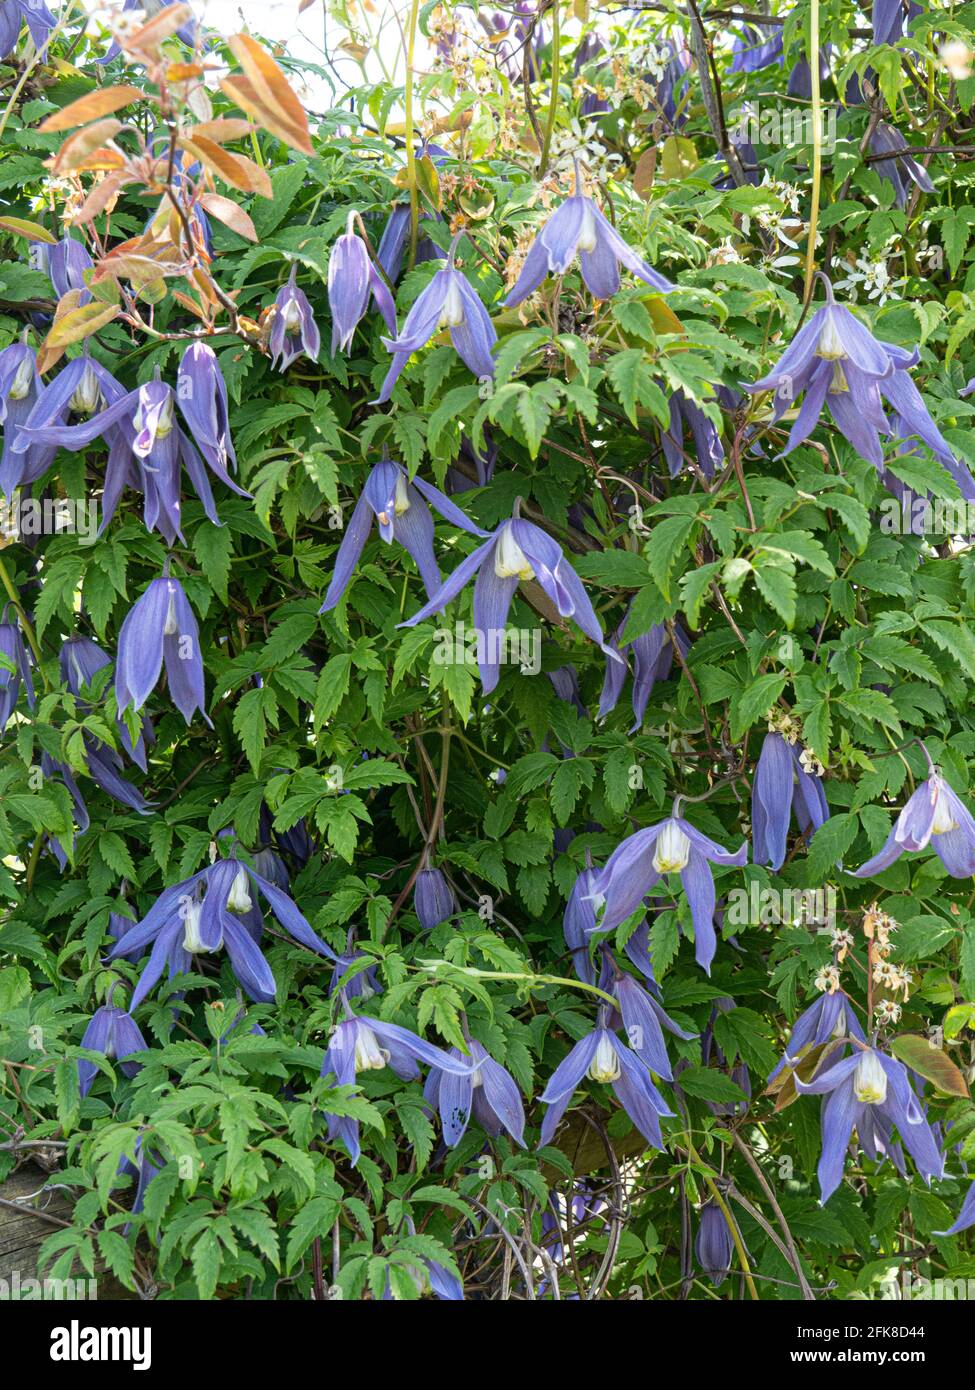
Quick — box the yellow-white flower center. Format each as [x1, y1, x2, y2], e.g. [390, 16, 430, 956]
[854, 1051, 888, 1106]
[494, 523, 535, 581]
[163, 587, 179, 637]
[8, 357, 33, 401]
[69, 363, 101, 415]
[652, 821, 691, 875]
[353, 1024, 388, 1072]
[931, 784, 958, 835]
[577, 203, 598, 255]
[439, 278, 465, 329]
[282, 294, 303, 333]
[816, 313, 846, 361]
[182, 902, 215, 954]
[588, 1034, 621, 1084]
[226, 867, 253, 914]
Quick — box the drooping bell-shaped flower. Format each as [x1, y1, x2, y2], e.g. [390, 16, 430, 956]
[538, 1007, 674, 1150]
[0, 0, 57, 59]
[852, 770, 975, 879]
[730, 22, 783, 72]
[599, 950, 697, 1082]
[77, 1002, 148, 1097]
[47, 234, 93, 303]
[563, 862, 600, 985]
[504, 161, 673, 307]
[0, 608, 35, 734]
[752, 731, 829, 871]
[767, 987, 865, 1084]
[176, 343, 239, 483]
[8, 352, 126, 496]
[745, 274, 975, 499]
[319, 457, 488, 612]
[795, 1045, 944, 1204]
[14, 370, 248, 543]
[599, 615, 689, 731]
[660, 388, 724, 479]
[594, 812, 748, 973]
[115, 571, 208, 725]
[868, 121, 935, 210]
[414, 866, 457, 931]
[320, 1010, 475, 1165]
[424, 1037, 526, 1147]
[376, 234, 497, 403]
[376, 203, 442, 283]
[936, 1181, 975, 1237]
[268, 265, 321, 371]
[695, 1202, 734, 1288]
[399, 505, 620, 693]
[60, 633, 154, 771]
[106, 855, 337, 1010]
[327, 212, 398, 354]
[0, 340, 42, 499]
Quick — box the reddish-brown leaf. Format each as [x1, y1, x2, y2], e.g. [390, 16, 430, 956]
[39, 86, 146, 132]
[50, 120, 123, 174]
[180, 135, 272, 199]
[198, 192, 258, 242]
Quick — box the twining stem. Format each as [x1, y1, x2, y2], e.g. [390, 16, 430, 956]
[686, 1136, 760, 1300]
[803, 0, 823, 303]
[404, 0, 422, 271]
[539, 0, 562, 176]
[0, 555, 46, 677]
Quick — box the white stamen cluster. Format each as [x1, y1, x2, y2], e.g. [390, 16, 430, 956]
[815, 964, 841, 995]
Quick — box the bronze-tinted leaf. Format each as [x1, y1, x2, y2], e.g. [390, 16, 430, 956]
[223, 33, 313, 155]
[198, 192, 258, 242]
[50, 120, 123, 174]
[180, 135, 272, 199]
[39, 86, 145, 133]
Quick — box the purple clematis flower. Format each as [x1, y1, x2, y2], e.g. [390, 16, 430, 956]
[115, 571, 208, 726]
[852, 770, 975, 879]
[329, 942, 383, 1001]
[564, 861, 600, 985]
[752, 731, 829, 871]
[795, 1044, 944, 1204]
[327, 212, 398, 354]
[380, 1217, 464, 1300]
[599, 949, 697, 1082]
[731, 23, 783, 73]
[320, 1010, 475, 1164]
[77, 1002, 148, 1097]
[768, 987, 866, 1084]
[505, 161, 673, 307]
[269, 266, 321, 371]
[47, 234, 93, 303]
[873, 0, 920, 46]
[424, 1037, 526, 1147]
[538, 1009, 674, 1149]
[661, 388, 724, 479]
[106, 855, 337, 1010]
[376, 235, 496, 403]
[60, 633, 154, 771]
[868, 121, 935, 209]
[414, 866, 457, 931]
[14, 368, 247, 543]
[8, 352, 126, 497]
[936, 1181, 975, 1236]
[593, 812, 748, 973]
[0, 608, 35, 733]
[376, 203, 442, 283]
[695, 1201, 734, 1287]
[745, 275, 975, 499]
[0, 340, 42, 498]
[0, 0, 57, 58]
[599, 615, 689, 730]
[176, 343, 239, 484]
[319, 457, 488, 612]
[399, 505, 618, 693]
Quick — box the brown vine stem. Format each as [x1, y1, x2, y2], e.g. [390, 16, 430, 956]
[730, 1128, 815, 1300]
